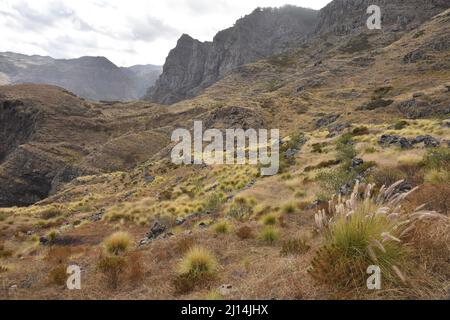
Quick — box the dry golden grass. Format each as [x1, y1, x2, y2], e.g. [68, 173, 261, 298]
[103, 231, 133, 256]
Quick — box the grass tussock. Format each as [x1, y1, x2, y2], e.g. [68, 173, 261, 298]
[213, 220, 232, 234]
[261, 213, 277, 226]
[281, 238, 310, 256]
[97, 232, 139, 289]
[103, 231, 133, 256]
[259, 226, 280, 245]
[174, 246, 218, 294]
[310, 181, 448, 295]
[226, 196, 255, 220]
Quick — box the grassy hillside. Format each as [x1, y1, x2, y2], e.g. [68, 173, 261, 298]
[0, 9, 449, 300]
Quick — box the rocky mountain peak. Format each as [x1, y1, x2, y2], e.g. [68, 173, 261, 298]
[145, 6, 318, 105]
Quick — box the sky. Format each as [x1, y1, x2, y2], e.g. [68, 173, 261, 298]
[0, 0, 332, 67]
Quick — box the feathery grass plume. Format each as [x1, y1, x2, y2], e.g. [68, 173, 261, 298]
[311, 180, 448, 290]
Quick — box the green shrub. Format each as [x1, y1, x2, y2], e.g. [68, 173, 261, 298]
[336, 134, 356, 162]
[259, 227, 280, 245]
[316, 168, 355, 195]
[423, 148, 450, 171]
[226, 197, 255, 220]
[203, 192, 225, 213]
[262, 214, 277, 226]
[394, 120, 408, 130]
[214, 221, 232, 234]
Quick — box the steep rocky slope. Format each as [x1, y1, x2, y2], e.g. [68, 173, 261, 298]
[315, 0, 449, 35]
[0, 52, 162, 101]
[145, 6, 318, 104]
[146, 0, 449, 106]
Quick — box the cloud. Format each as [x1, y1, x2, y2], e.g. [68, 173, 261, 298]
[127, 15, 178, 42]
[0, 0, 332, 66]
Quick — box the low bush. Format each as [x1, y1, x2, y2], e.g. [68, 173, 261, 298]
[214, 221, 232, 234]
[226, 197, 255, 220]
[259, 227, 280, 245]
[236, 225, 253, 239]
[261, 214, 277, 226]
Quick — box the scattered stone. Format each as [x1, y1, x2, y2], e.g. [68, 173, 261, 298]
[175, 217, 186, 226]
[20, 276, 33, 289]
[39, 236, 49, 245]
[143, 172, 155, 184]
[218, 284, 236, 296]
[397, 99, 450, 119]
[350, 158, 364, 169]
[147, 221, 166, 239]
[327, 122, 350, 137]
[284, 148, 298, 158]
[379, 134, 440, 149]
[357, 98, 394, 111]
[340, 183, 353, 195]
[378, 135, 412, 149]
[139, 221, 167, 246]
[198, 222, 208, 229]
[89, 210, 104, 222]
[123, 190, 135, 200]
[411, 135, 440, 148]
[315, 114, 340, 128]
[403, 50, 426, 63]
[412, 92, 425, 98]
[305, 199, 326, 210]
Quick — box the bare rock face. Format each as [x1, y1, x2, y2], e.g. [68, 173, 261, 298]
[145, 6, 318, 104]
[0, 52, 162, 101]
[315, 0, 450, 35]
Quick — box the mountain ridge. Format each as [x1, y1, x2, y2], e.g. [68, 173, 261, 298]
[0, 52, 162, 101]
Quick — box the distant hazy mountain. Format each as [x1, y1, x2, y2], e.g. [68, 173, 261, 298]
[0, 52, 162, 101]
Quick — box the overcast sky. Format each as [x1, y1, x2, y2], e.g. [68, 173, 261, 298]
[0, 0, 331, 67]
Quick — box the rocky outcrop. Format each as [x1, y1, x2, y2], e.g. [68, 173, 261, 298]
[0, 84, 176, 207]
[0, 52, 162, 101]
[378, 134, 441, 149]
[145, 6, 318, 104]
[315, 0, 450, 35]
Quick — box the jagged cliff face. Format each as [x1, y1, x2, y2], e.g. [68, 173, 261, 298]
[146, 1, 450, 105]
[0, 52, 162, 101]
[145, 6, 318, 104]
[315, 0, 450, 35]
